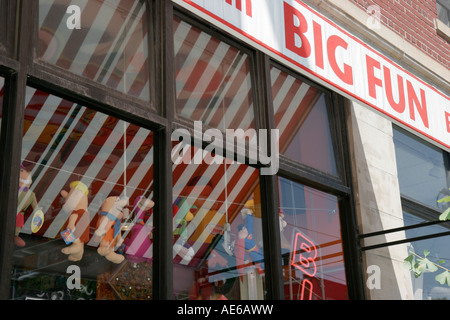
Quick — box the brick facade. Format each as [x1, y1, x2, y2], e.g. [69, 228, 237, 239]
[349, 0, 450, 69]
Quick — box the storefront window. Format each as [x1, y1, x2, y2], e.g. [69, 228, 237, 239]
[393, 127, 448, 210]
[277, 176, 348, 300]
[173, 16, 255, 131]
[11, 86, 154, 300]
[270, 66, 337, 176]
[172, 144, 264, 300]
[38, 0, 150, 101]
[403, 211, 450, 300]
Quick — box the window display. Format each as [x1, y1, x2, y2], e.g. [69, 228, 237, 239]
[277, 177, 348, 300]
[38, 0, 150, 101]
[11, 86, 154, 300]
[172, 144, 265, 300]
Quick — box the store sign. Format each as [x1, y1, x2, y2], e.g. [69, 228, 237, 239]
[173, 0, 450, 151]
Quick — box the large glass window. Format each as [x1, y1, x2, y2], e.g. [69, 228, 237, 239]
[173, 16, 255, 131]
[393, 127, 449, 210]
[270, 66, 338, 176]
[38, 0, 150, 101]
[11, 86, 154, 300]
[172, 144, 264, 300]
[393, 126, 450, 300]
[277, 177, 348, 300]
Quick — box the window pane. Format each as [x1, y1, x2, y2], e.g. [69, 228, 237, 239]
[172, 144, 264, 300]
[270, 66, 337, 175]
[11, 87, 154, 300]
[174, 17, 255, 131]
[404, 211, 450, 300]
[437, 1, 450, 26]
[39, 0, 150, 101]
[278, 177, 348, 300]
[393, 127, 449, 210]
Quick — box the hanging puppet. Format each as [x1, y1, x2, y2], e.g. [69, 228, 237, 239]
[60, 181, 90, 261]
[234, 199, 264, 277]
[123, 195, 155, 263]
[15, 164, 39, 247]
[94, 190, 130, 264]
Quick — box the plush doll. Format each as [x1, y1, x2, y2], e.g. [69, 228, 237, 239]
[60, 181, 90, 261]
[15, 164, 38, 247]
[234, 199, 264, 276]
[94, 190, 130, 264]
[124, 195, 155, 263]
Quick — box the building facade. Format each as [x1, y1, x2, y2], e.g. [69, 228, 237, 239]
[0, 0, 448, 300]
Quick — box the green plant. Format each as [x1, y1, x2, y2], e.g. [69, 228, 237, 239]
[403, 189, 450, 287]
[404, 250, 450, 287]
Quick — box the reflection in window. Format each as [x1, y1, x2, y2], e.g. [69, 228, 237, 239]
[270, 66, 337, 175]
[393, 127, 449, 210]
[278, 177, 348, 300]
[11, 87, 154, 300]
[404, 212, 450, 300]
[38, 0, 150, 101]
[172, 144, 264, 300]
[173, 17, 255, 131]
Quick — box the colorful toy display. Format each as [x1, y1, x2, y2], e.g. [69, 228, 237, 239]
[60, 181, 90, 261]
[94, 190, 130, 264]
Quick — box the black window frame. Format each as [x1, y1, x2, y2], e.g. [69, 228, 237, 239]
[0, 0, 364, 300]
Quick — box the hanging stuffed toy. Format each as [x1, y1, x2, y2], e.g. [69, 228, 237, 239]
[94, 190, 130, 264]
[123, 195, 155, 263]
[15, 164, 38, 247]
[234, 199, 264, 277]
[60, 181, 90, 261]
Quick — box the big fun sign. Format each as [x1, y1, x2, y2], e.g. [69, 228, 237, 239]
[172, 0, 450, 151]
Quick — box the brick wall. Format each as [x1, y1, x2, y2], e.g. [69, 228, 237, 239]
[348, 0, 450, 69]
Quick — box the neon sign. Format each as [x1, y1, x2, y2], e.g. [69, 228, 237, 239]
[291, 231, 318, 300]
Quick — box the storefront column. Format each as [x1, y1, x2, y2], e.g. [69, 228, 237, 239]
[346, 100, 414, 299]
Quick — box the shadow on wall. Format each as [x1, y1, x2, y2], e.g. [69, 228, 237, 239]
[345, 100, 414, 300]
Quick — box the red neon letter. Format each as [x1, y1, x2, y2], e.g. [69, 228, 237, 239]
[300, 279, 314, 300]
[291, 232, 317, 277]
[327, 35, 353, 85]
[284, 2, 311, 58]
[407, 80, 429, 128]
[366, 55, 382, 99]
[383, 65, 405, 114]
[446, 112, 450, 133]
[313, 21, 324, 69]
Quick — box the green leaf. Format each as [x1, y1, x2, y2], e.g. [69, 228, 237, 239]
[435, 271, 450, 287]
[417, 258, 438, 273]
[423, 249, 430, 257]
[437, 195, 450, 203]
[439, 207, 450, 221]
[403, 254, 415, 270]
